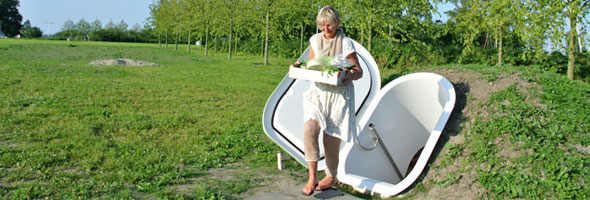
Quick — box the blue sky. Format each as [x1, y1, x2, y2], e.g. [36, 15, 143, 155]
[19, 1, 455, 36]
[19, 0, 154, 35]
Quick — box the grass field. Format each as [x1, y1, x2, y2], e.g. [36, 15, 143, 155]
[0, 39, 293, 198]
[1, 39, 589, 199]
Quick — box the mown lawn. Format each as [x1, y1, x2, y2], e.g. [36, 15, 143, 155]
[0, 39, 589, 199]
[0, 39, 291, 198]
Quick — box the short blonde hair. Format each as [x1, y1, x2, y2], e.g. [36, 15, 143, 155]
[316, 6, 341, 27]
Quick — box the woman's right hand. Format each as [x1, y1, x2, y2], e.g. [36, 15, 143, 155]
[293, 61, 301, 68]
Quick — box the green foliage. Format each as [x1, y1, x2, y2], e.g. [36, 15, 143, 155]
[19, 20, 42, 38]
[0, 0, 23, 37]
[50, 18, 157, 43]
[238, 39, 303, 59]
[463, 66, 590, 199]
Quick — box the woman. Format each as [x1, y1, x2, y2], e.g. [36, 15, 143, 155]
[295, 6, 363, 196]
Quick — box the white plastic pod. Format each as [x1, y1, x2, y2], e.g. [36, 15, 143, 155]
[261, 39, 456, 198]
[261, 39, 380, 170]
[338, 72, 456, 197]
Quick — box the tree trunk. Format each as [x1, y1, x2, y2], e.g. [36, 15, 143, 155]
[300, 24, 304, 54]
[388, 24, 392, 45]
[158, 31, 161, 48]
[497, 31, 503, 66]
[368, 16, 373, 52]
[229, 9, 233, 59]
[264, 8, 270, 65]
[577, 26, 583, 52]
[494, 38, 497, 48]
[360, 24, 364, 46]
[214, 34, 218, 52]
[484, 33, 489, 49]
[567, 13, 576, 80]
[200, 35, 203, 50]
[217, 35, 221, 52]
[175, 26, 179, 51]
[187, 29, 191, 54]
[205, 25, 209, 56]
[234, 32, 238, 55]
[165, 29, 169, 49]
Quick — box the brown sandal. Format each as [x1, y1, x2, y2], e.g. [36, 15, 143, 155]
[315, 176, 336, 191]
[315, 183, 333, 191]
[301, 183, 318, 196]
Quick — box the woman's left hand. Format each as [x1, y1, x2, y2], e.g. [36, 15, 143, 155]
[341, 69, 354, 86]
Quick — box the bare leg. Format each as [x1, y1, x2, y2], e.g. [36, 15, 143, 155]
[317, 133, 340, 190]
[302, 120, 320, 195]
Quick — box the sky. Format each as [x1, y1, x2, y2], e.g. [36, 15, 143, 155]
[19, 0, 154, 35]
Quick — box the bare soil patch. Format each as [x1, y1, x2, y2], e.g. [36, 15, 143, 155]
[169, 162, 305, 199]
[89, 59, 159, 66]
[573, 144, 590, 155]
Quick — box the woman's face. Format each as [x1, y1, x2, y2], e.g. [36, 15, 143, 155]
[321, 21, 338, 39]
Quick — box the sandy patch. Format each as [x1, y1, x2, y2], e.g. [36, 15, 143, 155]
[573, 144, 590, 155]
[89, 59, 159, 66]
[168, 162, 304, 199]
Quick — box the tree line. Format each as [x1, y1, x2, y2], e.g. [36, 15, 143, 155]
[147, 0, 589, 80]
[53, 18, 156, 43]
[1, 0, 589, 80]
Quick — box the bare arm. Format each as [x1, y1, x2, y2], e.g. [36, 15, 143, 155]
[294, 46, 314, 67]
[342, 52, 362, 85]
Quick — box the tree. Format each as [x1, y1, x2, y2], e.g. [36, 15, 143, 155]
[76, 18, 90, 40]
[448, 0, 485, 62]
[20, 20, 42, 38]
[116, 19, 128, 31]
[527, 0, 590, 79]
[105, 19, 116, 29]
[150, 0, 173, 48]
[90, 19, 102, 33]
[563, 0, 590, 79]
[62, 20, 75, 31]
[0, 0, 23, 37]
[484, 0, 525, 66]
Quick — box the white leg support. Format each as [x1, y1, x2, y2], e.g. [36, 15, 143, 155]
[277, 152, 290, 170]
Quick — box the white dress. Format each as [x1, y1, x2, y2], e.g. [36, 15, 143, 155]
[303, 33, 356, 143]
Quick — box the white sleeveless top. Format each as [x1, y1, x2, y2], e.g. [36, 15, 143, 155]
[303, 33, 357, 143]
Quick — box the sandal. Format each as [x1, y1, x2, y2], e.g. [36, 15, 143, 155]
[315, 176, 336, 191]
[315, 183, 333, 191]
[301, 183, 318, 196]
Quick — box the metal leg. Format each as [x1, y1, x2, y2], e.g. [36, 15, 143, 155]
[368, 123, 404, 180]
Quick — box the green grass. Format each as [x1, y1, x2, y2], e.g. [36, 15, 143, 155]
[470, 69, 590, 199]
[0, 39, 289, 198]
[1, 39, 589, 199]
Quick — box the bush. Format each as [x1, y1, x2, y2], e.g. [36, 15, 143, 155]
[20, 27, 43, 38]
[371, 40, 451, 69]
